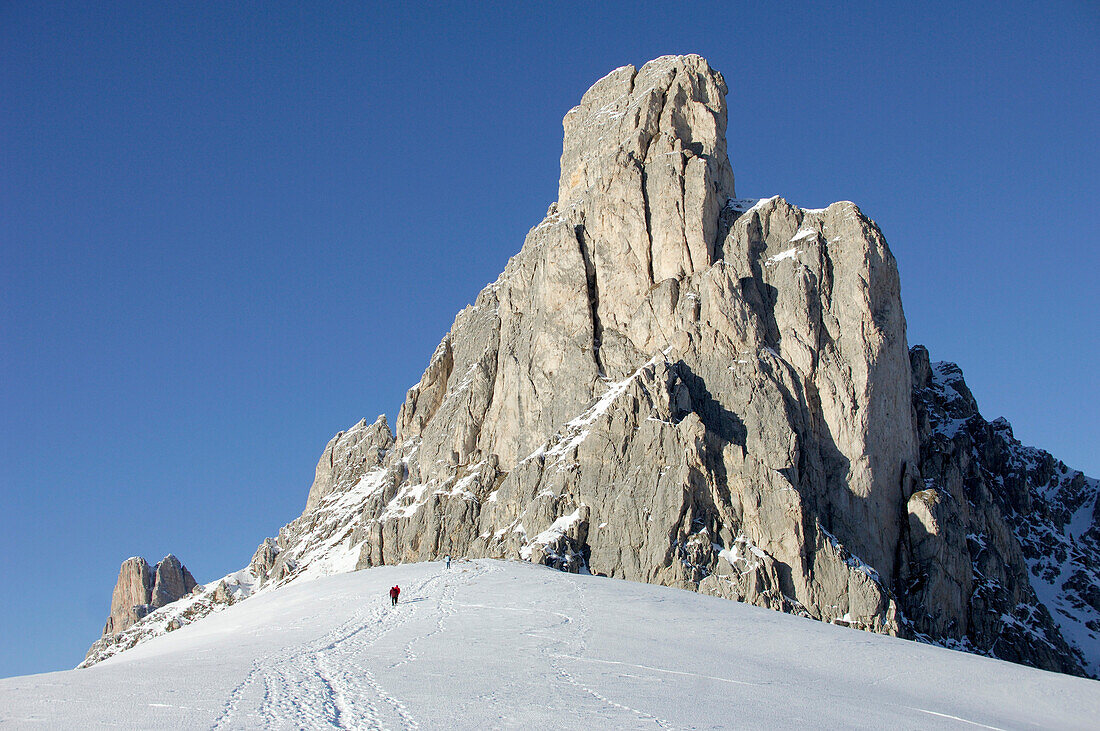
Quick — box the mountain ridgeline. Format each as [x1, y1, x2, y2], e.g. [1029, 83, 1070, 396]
[85, 55, 1099, 677]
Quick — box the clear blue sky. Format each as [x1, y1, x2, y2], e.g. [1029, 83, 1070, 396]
[2, 1, 1097, 678]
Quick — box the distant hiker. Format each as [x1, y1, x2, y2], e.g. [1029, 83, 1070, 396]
[390, 585, 400, 606]
[445, 555, 451, 570]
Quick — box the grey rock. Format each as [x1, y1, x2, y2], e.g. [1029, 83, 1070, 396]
[304, 415, 393, 514]
[151, 555, 197, 609]
[903, 344, 1098, 676]
[212, 580, 234, 605]
[249, 538, 279, 584]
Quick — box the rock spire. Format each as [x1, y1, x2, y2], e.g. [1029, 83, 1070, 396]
[101, 555, 197, 636]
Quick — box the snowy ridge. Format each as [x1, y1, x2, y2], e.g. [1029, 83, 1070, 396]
[522, 355, 663, 470]
[520, 509, 584, 562]
[725, 196, 774, 213]
[926, 361, 976, 438]
[501, 357, 676, 567]
[1003, 443, 1100, 675]
[936, 362, 1100, 674]
[282, 468, 392, 579]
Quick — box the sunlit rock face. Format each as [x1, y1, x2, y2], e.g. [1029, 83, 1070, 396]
[349, 55, 919, 637]
[99, 555, 196, 637]
[86, 55, 1098, 678]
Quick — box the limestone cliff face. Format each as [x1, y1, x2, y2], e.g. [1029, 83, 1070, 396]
[102, 557, 153, 636]
[336, 55, 917, 637]
[84, 55, 1098, 678]
[99, 555, 196, 637]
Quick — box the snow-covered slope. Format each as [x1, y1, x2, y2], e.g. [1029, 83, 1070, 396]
[6, 560, 1098, 729]
[80, 459, 394, 668]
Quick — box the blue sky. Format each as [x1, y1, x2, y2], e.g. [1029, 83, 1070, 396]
[1, 1, 1097, 677]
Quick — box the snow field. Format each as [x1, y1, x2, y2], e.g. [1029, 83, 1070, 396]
[2, 559, 1098, 729]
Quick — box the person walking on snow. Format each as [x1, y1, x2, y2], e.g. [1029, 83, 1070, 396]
[389, 585, 400, 606]
[445, 555, 451, 570]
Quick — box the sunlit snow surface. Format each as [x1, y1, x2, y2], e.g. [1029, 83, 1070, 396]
[3, 560, 1098, 729]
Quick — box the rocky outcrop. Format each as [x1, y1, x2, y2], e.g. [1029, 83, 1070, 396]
[81, 415, 398, 668]
[82, 563, 243, 669]
[304, 416, 394, 514]
[102, 557, 154, 636]
[902, 346, 1099, 676]
[151, 555, 197, 609]
[100, 555, 196, 637]
[249, 537, 279, 579]
[83, 54, 1098, 678]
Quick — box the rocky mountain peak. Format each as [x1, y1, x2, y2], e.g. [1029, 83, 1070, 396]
[560, 55, 734, 203]
[84, 55, 1100, 680]
[554, 55, 736, 338]
[304, 414, 393, 514]
[364, 54, 917, 619]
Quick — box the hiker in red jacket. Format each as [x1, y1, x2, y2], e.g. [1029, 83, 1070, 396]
[389, 585, 400, 606]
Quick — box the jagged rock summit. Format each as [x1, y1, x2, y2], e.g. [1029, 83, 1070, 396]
[359, 53, 918, 636]
[83, 55, 1099, 678]
[99, 555, 196, 636]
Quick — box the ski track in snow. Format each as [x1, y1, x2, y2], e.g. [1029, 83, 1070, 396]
[902, 707, 1008, 731]
[459, 577, 669, 727]
[447, 570, 674, 729]
[545, 577, 673, 729]
[213, 566, 484, 730]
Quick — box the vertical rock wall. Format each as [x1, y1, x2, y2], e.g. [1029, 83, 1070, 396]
[351, 55, 921, 636]
[100, 555, 196, 636]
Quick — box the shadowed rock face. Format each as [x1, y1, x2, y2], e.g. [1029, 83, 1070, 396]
[151, 555, 197, 609]
[902, 345, 1099, 676]
[88, 55, 1098, 678]
[101, 555, 196, 636]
